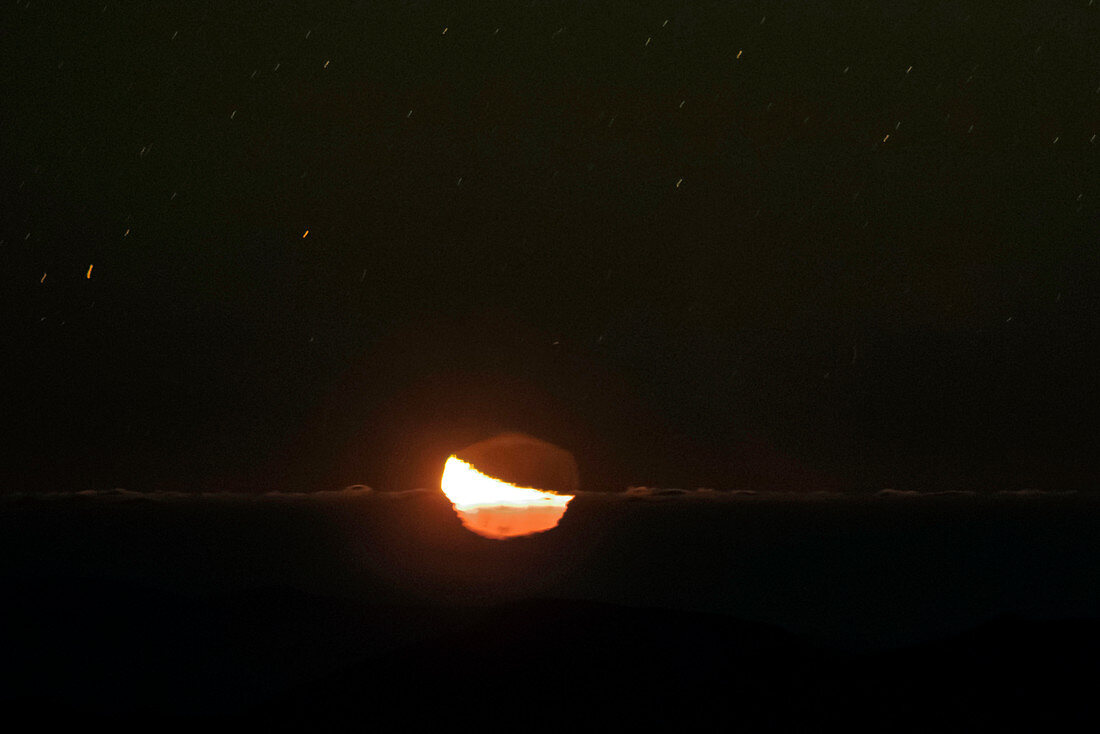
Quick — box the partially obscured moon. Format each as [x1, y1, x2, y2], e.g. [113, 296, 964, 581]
[440, 433, 578, 539]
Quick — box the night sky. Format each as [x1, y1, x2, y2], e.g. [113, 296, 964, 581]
[4, 3, 1100, 726]
[2, 1, 1098, 495]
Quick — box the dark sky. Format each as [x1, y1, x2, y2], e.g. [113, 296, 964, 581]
[1, 1, 1097, 493]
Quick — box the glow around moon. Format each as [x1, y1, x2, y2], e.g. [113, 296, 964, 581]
[440, 456, 575, 540]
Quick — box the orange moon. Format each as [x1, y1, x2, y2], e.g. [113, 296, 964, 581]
[440, 451, 576, 540]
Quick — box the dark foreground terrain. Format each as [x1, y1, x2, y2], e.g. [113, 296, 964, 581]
[4, 577, 1098, 731]
[5, 489, 1099, 730]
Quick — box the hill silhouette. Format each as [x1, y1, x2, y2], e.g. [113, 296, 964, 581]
[4, 578, 1097, 730]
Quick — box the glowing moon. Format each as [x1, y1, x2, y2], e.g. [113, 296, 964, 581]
[440, 457, 574, 539]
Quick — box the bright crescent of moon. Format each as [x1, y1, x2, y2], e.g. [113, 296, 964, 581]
[440, 456, 574, 539]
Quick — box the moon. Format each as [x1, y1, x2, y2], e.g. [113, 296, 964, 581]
[440, 434, 578, 539]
